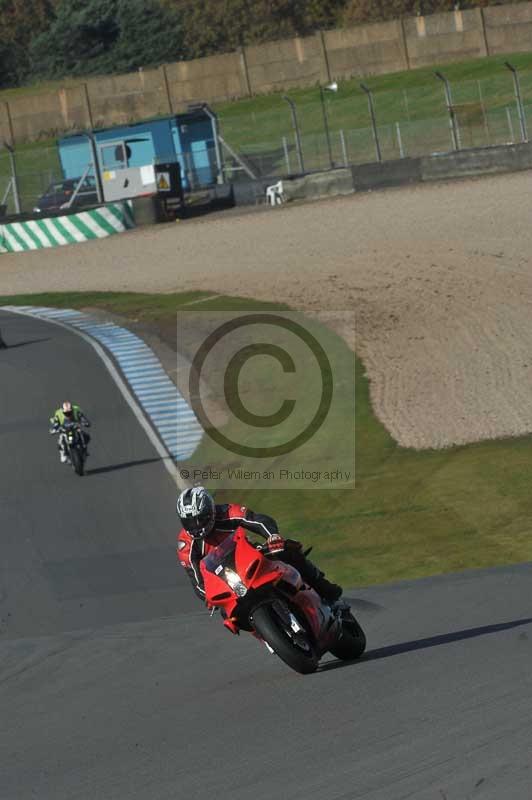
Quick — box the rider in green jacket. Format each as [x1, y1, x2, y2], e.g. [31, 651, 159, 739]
[49, 401, 91, 463]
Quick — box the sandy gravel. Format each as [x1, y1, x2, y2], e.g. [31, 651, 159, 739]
[2, 171, 532, 449]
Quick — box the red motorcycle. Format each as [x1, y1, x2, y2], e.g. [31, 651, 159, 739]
[200, 527, 366, 674]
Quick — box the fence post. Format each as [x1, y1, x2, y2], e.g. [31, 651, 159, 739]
[161, 67, 173, 115]
[400, 17, 411, 71]
[282, 136, 291, 173]
[282, 96, 304, 173]
[201, 104, 223, 183]
[239, 47, 252, 97]
[395, 122, 405, 158]
[479, 7, 490, 57]
[360, 83, 382, 162]
[339, 129, 348, 166]
[4, 143, 21, 214]
[1, 176, 13, 209]
[317, 30, 332, 84]
[505, 106, 515, 143]
[83, 83, 95, 130]
[434, 71, 460, 151]
[82, 132, 104, 204]
[319, 86, 334, 169]
[505, 62, 528, 143]
[3, 102, 15, 147]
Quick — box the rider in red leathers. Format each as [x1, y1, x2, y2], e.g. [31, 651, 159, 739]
[176, 486, 342, 605]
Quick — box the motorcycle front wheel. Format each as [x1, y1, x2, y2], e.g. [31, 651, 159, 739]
[251, 603, 319, 675]
[70, 446, 84, 476]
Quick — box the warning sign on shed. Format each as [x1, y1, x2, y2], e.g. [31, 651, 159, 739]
[157, 172, 171, 191]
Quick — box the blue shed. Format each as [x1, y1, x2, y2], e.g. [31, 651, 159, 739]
[58, 107, 221, 202]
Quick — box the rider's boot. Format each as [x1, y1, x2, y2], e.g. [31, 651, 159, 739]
[290, 554, 343, 605]
[312, 575, 343, 605]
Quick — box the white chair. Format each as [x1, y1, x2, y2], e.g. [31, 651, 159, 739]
[266, 181, 285, 206]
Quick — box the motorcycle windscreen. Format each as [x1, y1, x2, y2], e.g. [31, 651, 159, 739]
[202, 534, 250, 599]
[202, 533, 238, 576]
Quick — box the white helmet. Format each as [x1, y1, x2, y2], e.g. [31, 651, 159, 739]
[176, 486, 216, 539]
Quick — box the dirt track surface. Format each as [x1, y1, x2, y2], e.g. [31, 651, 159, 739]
[2, 171, 532, 449]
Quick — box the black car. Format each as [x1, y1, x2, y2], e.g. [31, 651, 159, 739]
[33, 176, 99, 214]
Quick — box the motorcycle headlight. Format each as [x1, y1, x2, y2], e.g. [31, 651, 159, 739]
[224, 568, 247, 597]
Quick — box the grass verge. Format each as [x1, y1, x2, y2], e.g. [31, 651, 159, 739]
[2, 290, 532, 586]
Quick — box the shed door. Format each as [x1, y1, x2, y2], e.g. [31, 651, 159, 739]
[99, 141, 156, 202]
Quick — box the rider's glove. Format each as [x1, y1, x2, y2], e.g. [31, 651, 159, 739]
[262, 534, 286, 555]
[49, 425, 59, 435]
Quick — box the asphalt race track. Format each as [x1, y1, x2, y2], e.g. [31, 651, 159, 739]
[2, 309, 532, 800]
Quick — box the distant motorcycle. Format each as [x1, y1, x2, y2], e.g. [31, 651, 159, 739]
[57, 421, 87, 476]
[201, 527, 366, 674]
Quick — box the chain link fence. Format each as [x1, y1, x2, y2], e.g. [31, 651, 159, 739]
[2, 65, 532, 215]
[0, 145, 64, 217]
[217, 65, 532, 180]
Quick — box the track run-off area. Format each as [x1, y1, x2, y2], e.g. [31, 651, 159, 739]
[3, 171, 532, 448]
[2, 309, 532, 799]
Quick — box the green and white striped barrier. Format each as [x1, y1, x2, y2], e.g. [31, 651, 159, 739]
[0, 202, 135, 253]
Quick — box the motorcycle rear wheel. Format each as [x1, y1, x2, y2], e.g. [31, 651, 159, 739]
[71, 447, 84, 476]
[329, 613, 366, 661]
[251, 603, 319, 675]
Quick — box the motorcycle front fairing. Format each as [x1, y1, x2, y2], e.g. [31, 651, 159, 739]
[232, 530, 337, 646]
[201, 535, 242, 623]
[62, 421, 80, 444]
[201, 530, 296, 626]
[200, 528, 336, 645]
